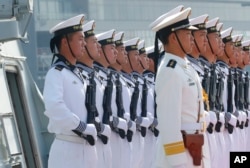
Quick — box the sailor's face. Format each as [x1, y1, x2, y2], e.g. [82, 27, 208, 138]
[128, 50, 140, 71]
[225, 41, 234, 58]
[176, 29, 194, 54]
[103, 44, 118, 65]
[85, 35, 100, 59]
[193, 30, 208, 54]
[139, 53, 149, 70]
[116, 45, 128, 65]
[207, 32, 221, 55]
[69, 31, 86, 59]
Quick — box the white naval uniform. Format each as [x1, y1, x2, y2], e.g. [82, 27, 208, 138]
[108, 69, 128, 168]
[198, 57, 218, 168]
[94, 64, 112, 168]
[119, 73, 134, 168]
[231, 68, 242, 152]
[44, 63, 97, 168]
[121, 71, 137, 168]
[154, 53, 206, 168]
[218, 62, 236, 168]
[130, 72, 146, 168]
[246, 72, 250, 151]
[77, 63, 112, 168]
[236, 68, 247, 151]
[187, 55, 211, 168]
[142, 71, 159, 168]
[209, 62, 226, 168]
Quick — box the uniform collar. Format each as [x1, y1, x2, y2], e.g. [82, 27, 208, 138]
[93, 62, 108, 74]
[199, 56, 211, 69]
[54, 54, 76, 70]
[216, 60, 229, 69]
[187, 54, 201, 66]
[76, 62, 94, 74]
[131, 71, 144, 81]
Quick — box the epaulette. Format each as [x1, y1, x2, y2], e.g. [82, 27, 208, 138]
[54, 65, 64, 71]
[166, 59, 177, 68]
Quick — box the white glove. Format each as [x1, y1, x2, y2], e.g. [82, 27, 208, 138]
[83, 123, 97, 141]
[113, 116, 128, 131]
[136, 116, 151, 127]
[225, 112, 237, 127]
[99, 124, 111, 139]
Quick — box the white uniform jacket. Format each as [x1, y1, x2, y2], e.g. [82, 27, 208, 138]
[44, 63, 87, 135]
[155, 53, 204, 167]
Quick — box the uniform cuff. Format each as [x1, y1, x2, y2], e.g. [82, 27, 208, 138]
[73, 121, 86, 133]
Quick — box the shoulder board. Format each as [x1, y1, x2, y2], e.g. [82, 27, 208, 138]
[166, 59, 177, 68]
[54, 65, 65, 71]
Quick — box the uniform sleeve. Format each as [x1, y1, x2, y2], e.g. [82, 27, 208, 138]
[43, 69, 80, 134]
[155, 67, 187, 166]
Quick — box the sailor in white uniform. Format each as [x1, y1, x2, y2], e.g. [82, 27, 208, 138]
[151, 7, 208, 168]
[217, 27, 238, 168]
[199, 17, 223, 168]
[44, 14, 98, 168]
[112, 31, 133, 168]
[124, 38, 150, 168]
[142, 44, 161, 168]
[76, 20, 112, 168]
[241, 40, 250, 151]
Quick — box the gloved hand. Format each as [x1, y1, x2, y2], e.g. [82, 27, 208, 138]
[83, 123, 97, 141]
[113, 116, 128, 131]
[136, 116, 151, 127]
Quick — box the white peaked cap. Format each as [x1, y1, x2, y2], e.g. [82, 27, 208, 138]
[232, 34, 243, 47]
[216, 22, 223, 32]
[232, 35, 239, 43]
[237, 34, 243, 42]
[138, 40, 145, 50]
[83, 20, 95, 32]
[83, 20, 95, 37]
[242, 40, 250, 51]
[221, 27, 233, 43]
[242, 40, 250, 47]
[152, 7, 197, 32]
[124, 37, 140, 47]
[146, 45, 155, 54]
[221, 27, 233, 39]
[124, 37, 140, 51]
[146, 44, 162, 54]
[189, 14, 209, 29]
[232, 34, 243, 42]
[96, 29, 115, 45]
[138, 40, 146, 54]
[49, 14, 85, 35]
[149, 5, 184, 29]
[114, 32, 125, 46]
[114, 32, 124, 42]
[206, 17, 219, 29]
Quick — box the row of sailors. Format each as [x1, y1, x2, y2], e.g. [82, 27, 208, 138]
[45, 14, 161, 168]
[44, 5, 250, 168]
[185, 10, 250, 168]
